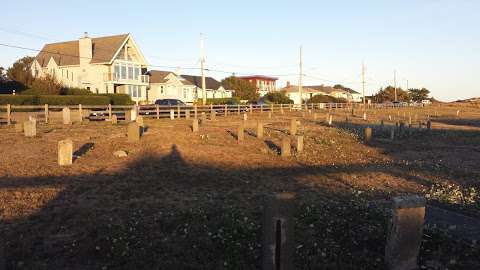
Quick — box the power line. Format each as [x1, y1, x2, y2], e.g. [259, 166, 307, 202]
[0, 42, 298, 78]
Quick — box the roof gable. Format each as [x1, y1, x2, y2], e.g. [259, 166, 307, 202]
[35, 34, 129, 67]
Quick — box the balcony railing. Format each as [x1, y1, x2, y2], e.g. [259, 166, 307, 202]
[104, 73, 149, 84]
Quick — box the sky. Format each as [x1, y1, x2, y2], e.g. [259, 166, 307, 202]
[0, 0, 479, 101]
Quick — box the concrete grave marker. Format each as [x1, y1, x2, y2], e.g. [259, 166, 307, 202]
[136, 116, 144, 127]
[385, 195, 426, 270]
[170, 109, 175, 120]
[328, 114, 333, 126]
[281, 137, 291, 157]
[237, 124, 245, 142]
[62, 107, 71, 125]
[364, 127, 372, 144]
[289, 119, 297, 135]
[111, 114, 118, 125]
[58, 139, 73, 166]
[201, 112, 207, 122]
[127, 122, 141, 142]
[211, 110, 216, 121]
[185, 110, 190, 120]
[257, 121, 264, 139]
[23, 119, 36, 137]
[243, 113, 248, 121]
[296, 135, 304, 153]
[192, 119, 199, 132]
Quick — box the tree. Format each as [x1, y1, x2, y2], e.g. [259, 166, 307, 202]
[373, 86, 410, 103]
[408, 88, 430, 102]
[6, 56, 35, 87]
[221, 76, 259, 101]
[29, 74, 63, 95]
[0, 66, 6, 82]
[262, 91, 293, 104]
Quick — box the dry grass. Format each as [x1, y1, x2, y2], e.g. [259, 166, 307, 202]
[0, 104, 479, 269]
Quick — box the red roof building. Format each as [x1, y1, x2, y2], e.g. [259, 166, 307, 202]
[237, 75, 278, 94]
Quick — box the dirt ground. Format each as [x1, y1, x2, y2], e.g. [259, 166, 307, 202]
[0, 104, 479, 269]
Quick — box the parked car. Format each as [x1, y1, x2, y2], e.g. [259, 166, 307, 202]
[155, 99, 186, 106]
[88, 109, 125, 121]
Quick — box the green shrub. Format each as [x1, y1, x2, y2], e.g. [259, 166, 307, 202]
[1, 93, 133, 105]
[200, 97, 240, 105]
[102, 94, 134, 105]
[61, 87, 93, 95]
[262, 91, 293, 104]
[0, 95, 36, 105]
[0, 95, 110, 105]
[308, 95, 347, 103]
[37, 95, 110, 105]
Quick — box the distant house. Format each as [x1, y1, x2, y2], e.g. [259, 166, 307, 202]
[280, 82, 362, 104]
[306, 85, 362, 103]
[237, 75, 278, 96]
[147, 70, 233, 104]
[281, 83, 328, 104]
[31, 32, 149, 103]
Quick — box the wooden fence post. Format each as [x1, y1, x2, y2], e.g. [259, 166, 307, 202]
[261, 104, 264, 114]
[237, 104, 240, 115]
[6, 104, 11, 125]
[177, 105, 181, 119]
[44, 104, 49, 124]
[156, 104, 160, 119]
[78, 104, 83, 123]
[194, 104, 198, 119]
[224, 104, 228, 117]
[104, 104, 110, 120]
[262, 193, 295, 270]
[249, 104, 253, 115]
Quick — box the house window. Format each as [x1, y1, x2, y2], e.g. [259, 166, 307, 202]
[128, 85, 141, 98]
[160, 86, 164, 94]
[183, 88, 188, 98]
[128, 65, 134, 80]
[121, 64, 127, 80]
[114, 64, 121, 80]
[134, 66, 140, 80]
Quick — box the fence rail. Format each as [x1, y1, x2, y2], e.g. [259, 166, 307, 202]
[0, 102, 441, 124]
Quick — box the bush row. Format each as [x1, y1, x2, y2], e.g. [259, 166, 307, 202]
[194, 97, 240, 105]
[0, 94, 133, 105]
[307, 94, 347, 103]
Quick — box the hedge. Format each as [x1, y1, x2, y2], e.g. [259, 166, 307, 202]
[101, 94, 135, 105]
[194, 97, 240, 105]
[307, 95, 347, 103]
[0, 95, 110, 105]
[0, 94, 134, 105]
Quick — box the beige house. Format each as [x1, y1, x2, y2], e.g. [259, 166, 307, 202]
[147, 70, 233, 104]
[31, 33, 149, 103]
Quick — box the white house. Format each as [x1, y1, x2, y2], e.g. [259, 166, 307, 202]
[282, 84, 328, 104]
[147, 70, 233, 104]
[31, 32, 149, 103]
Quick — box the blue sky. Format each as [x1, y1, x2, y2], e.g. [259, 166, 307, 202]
[1, 0, 478, 101]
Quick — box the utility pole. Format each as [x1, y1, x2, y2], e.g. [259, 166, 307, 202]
[362, 62, 366, 106]
[394, 70, 397, 102]
[200, 33, 207, 105]
[298, 46, 303, 109]
[406, 79, 409, 92]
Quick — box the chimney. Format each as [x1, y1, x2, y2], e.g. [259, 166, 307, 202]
[79, 32, 92, 66]
[286, 81, 291, 88]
